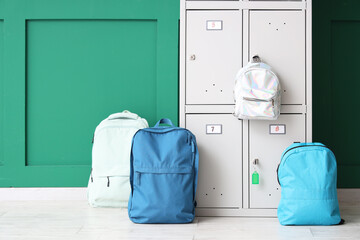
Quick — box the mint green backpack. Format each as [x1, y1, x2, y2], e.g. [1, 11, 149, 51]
[87, 110, 148, 207]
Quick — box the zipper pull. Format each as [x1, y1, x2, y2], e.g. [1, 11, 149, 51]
[136, 172, 141, 186]
[272, 99, 274, 107]
[107, 176, 110, 187]
[92, 134, 94, 144]
[91, 169, 93, 182]
[191, 141, 195, 153]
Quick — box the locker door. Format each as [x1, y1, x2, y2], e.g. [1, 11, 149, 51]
[186, 11, 242, 104]
[186, 114, 242, 208]
[249, 11, 305, 105]
[249, 114, 306, 208]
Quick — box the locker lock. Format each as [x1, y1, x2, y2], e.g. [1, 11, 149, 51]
[253, 159, 259, 165]
[190, 54, 196, 61]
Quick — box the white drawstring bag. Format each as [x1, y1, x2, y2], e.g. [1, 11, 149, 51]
[234, 55, 281, 120]
[87, 110, 148, 207]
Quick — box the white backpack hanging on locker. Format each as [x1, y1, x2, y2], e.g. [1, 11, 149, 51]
[87, 110, 148, 207]
[234, 55, 281, 120]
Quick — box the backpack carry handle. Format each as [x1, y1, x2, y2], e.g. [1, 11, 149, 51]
[251, 55, 261, 63]
[108, 110, 139, 120]
[154, 118, 174, 127]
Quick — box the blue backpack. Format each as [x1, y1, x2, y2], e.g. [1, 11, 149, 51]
[277, 143, 342, 225]
[128, 118, 199, 224]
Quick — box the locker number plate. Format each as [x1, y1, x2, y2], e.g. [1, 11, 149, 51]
[269, 124, 286, 135]
[206, 20, 223, 31]
[206, 124, 222, 134]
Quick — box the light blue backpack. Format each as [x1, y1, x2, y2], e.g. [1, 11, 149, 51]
[128, 118, 199, 224]
[277, 142, 343, 225]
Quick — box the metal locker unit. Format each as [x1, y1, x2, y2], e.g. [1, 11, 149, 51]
[180, 0, 312, 217]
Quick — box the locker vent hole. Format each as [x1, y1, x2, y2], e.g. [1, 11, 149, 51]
[276, 29, 279, 31]
[221, 194, 223, 196]
[213, 188, 215, 190]
[269, 194, 272, 197]
[205, 90, 208, 92]
[284, 22, 286, 25]
[276, 188, 279, 190]
[269, 22, 271, 25]
[206, 194, 208, 196]
[213, 84, 215, 86]
[284, 90, 286, 92]
[220, 90, 223, 92]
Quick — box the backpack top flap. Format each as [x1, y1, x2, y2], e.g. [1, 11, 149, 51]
[278, 143, 338, 197]
[131, 118, 197, 172]
[92, 110, 148, 177]
[235, 60, 281, 101]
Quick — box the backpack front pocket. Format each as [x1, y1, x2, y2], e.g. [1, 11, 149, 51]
[237, 97, 278, 119]
[87, 175, 130, 208]
[129, 167, 195, 223]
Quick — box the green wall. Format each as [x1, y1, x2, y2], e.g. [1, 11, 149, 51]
[0, 0, 359, 187]
[313, 0, 360, 188]
[0, 18, 3, 168]
[0, 0, 179, 187]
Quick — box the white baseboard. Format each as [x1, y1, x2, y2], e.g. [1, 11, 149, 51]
[0, 188, 358, 203]
[0, 188, 87, 201]
[337, 188, 360, 205]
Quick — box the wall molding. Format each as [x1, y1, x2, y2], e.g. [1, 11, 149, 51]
[0, 187, 87, 201]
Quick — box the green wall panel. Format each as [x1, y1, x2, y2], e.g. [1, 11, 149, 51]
[26, 20, 157, 166]
[330, 21, 360, 166]
[313, 0, 360, 187]
[330, 21, 360, 187]
[0, 0, 179, 187]
[0, 20, 3, 166]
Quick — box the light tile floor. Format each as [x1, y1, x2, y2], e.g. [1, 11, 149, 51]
[0, 200, 359, 240]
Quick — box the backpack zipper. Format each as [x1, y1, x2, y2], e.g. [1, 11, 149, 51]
[243, 97, 275, 106]
[281, 144, 328, 161]
[93, 125, 139, 143]
[136, 172, 141, 186]
[277, 144, 329, 185]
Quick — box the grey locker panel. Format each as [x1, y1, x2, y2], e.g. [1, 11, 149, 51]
[186, 11, 242, 104]
[186, 114, 242, 208]
[249, 114, 305, 208]
[249, 11, 305, 105]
